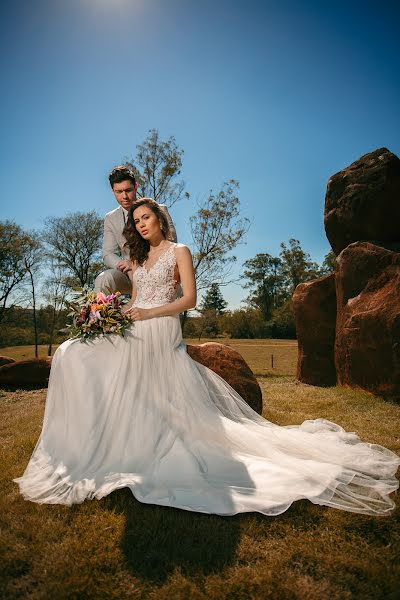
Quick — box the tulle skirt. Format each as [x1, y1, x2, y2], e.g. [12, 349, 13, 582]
[14, 313, 400, 516]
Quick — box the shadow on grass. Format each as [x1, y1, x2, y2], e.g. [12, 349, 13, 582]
[101, 491, 331, 584]
[0, 383, 48, 392]
[102, 487, 242, 583]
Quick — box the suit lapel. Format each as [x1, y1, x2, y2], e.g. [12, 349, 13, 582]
[115, 207, 129, 256]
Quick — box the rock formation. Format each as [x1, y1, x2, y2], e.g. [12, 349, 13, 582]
[187, 342, 263, 414]
[0, 358, 52, 387]
[292, 274, 336, 386]
[0, 356, 15, 366]
[335, 242, 400, 397]
[324, 147, 400, 256]
[294, 147, 400, 399]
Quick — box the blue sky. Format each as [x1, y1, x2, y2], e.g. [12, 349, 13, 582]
[1, 0, 399, 307]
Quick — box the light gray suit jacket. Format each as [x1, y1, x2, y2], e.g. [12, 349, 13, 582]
[102, 204, 177, 269]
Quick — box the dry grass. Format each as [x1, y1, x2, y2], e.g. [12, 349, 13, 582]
[1, 372, 399, 599]
[0, 345, 54, 361]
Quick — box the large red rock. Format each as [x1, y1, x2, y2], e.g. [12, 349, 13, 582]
[324, 148, 400, 255]
[335, 242, 400, 398]
[0, 356, 16, 366]
[292, 274, 337, 386]
[0, 358, 52, 387]
[187, 342, 263, 414]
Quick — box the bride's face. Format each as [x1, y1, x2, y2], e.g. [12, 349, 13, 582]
[133, 205, 161, 240]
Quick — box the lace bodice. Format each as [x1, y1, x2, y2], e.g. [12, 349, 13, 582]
[132, 243, 179, 308]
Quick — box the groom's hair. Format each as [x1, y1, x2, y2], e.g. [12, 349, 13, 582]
[109, 165, 136, 188]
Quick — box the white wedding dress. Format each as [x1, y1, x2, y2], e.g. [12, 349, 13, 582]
[15, 244, 400, 516]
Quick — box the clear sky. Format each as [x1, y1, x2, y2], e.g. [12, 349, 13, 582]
[1, 0, 399, 307]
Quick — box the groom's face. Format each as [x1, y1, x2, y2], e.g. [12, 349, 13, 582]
[112, 179, 137, 211]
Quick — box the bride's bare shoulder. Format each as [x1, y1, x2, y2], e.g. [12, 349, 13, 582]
[174, 243, 192, 256]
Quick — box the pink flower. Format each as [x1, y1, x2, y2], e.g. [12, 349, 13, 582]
[96, 292, 107, 304]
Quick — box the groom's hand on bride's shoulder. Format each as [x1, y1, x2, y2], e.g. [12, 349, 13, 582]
[116, 259, 132, 274]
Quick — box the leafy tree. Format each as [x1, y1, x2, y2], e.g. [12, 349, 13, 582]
[199, 283, 228, 315]
[190, 180, 249, 293]
[181, 316, 200, 339]
[320, 249, 337, 274]
[42, 211, 103, 290]
[242, 253, 284, 320]
[197, 284, 228, 339]
[221, 308, 267, 339]
[0, 221, 40, 327]
[267, 299, 296, 339]
[197, 309, 220, 339]
[279, 238, 320, 295]
[128, 128, 189, 208]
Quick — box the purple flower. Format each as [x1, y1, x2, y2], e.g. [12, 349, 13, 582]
[76, 307, 90, 326]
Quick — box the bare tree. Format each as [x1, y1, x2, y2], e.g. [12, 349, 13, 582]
[42, 262, 69, 355]
[23, 233, 43, 357]
[42, 211, 103, 290]
[190, 180, 249, 293]
[180, 180, 249, 332]
[0, 221, 39, 326]
[128, 128, 189, 208]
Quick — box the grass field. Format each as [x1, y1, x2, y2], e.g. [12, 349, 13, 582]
[0, 345, 53, 361]
[1, 341, 399, 599]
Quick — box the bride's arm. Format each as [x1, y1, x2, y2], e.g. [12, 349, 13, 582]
[126, 246, 196, 320]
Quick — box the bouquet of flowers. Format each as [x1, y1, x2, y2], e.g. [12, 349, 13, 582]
[66, 288, 131, 341]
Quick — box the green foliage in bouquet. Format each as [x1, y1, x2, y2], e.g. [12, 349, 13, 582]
[66, 287, 131, 341]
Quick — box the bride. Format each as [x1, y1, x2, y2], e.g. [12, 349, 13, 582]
[14, 199, 400, 516]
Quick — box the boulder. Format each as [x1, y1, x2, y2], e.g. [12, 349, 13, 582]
[187, 342, 263, 414]
[292, 274, 337, 386]
[0, 356, 16, 366]
[0, 358, 52, 388]
[335, 242, 400, 398]
[324, 148, 400, 255]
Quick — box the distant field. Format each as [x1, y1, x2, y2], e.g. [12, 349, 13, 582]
[0, 345, 53, 361]
[1, 339, 298, 377]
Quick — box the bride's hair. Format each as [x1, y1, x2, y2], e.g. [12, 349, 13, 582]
[123, 198, 172, 265]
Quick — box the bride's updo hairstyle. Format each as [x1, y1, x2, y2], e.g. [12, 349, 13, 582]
[123, 198, 173, 265]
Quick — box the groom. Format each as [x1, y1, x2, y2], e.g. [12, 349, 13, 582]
[95, 165, 177, 295]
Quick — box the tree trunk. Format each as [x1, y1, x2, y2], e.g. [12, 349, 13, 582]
[48, 305, 56, 356]
[181, 310, 188, 335]
[28, 268, 38, 358]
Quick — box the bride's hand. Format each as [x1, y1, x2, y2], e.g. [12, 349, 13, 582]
[124, 307, 152, 321]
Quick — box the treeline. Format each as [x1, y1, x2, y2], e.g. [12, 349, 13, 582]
[0, 306, 69, 351]
[184, 240, 335, 340]
[0, 235, 333, 347]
